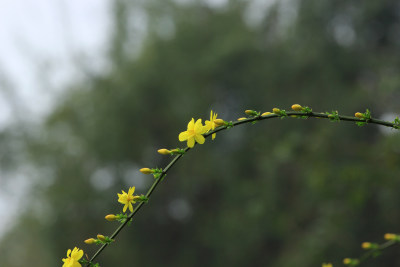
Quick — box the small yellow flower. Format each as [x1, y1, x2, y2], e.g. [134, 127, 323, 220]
[261, 112, 272, 116]
[62, 247, 83, 267]
[157, 148, 171, 155]
[205, 110, 218, 140]
[237, 117, 247, 121]
[322, 263, 333, 267]
[118, 187, 137, 212]
[84, 238, 96, 245]
[105, 214, 118, 221]
[291, 104, 303, 111]
[361, 242, 372, 249]
[384, 233, 397, 240]
[178, 118, 207, 148]
[140, 168, 154, 174]
[355, 112, 364, 119]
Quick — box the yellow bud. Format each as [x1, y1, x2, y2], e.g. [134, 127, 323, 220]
[105, 214, 117, 221]
[261, 112, 272, 116]
[361, 242, 371, 249]
[343, 258, 351, 265]
[237, 117, 247, 121]
[291, 104, 303, 111]
[140, 168, 154, 174]
[272, 108, 281, 114]
[97, 234, 106, 242]
[322, 263, 333, 267]
[355, 112, 364, 119]
[84, 238, 96, 245]
[384, 233, 397, 240]
[157, 149, 171, 155]
[245, 110, 257, 116]
[213, 119, 225, 126]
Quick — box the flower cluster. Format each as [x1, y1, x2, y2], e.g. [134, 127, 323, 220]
[178, 110, 220, 148]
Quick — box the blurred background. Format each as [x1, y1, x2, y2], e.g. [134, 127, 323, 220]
[1, 0, 400, 266]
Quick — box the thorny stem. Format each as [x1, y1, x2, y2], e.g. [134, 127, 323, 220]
[86, 109, 399, 266]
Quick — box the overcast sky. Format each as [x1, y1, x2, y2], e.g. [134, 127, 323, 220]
[0, 0, 112, 127]
[0, 0, 112, 238]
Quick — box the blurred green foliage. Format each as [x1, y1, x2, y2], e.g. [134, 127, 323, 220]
[1, 0, 400, 266]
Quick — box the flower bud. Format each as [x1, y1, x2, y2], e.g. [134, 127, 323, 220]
[343, 258, 351, 265]
[261, 112, 272, 116]
[384, 233, 397, 240]
[272, 108, 281, 114]
[140, 168, 154, 174]
[97, 234, 107, 242]
[355, 112, 364, 119]
[157, 149, 171, 155]
[291, 104, 303, 111]
[245, 110, 257, 116]
[105, 214, 117, 221]
[237, 117, 247, 121]
[361, 242, 372, 249]
[213, 119, 225, 126]
[84, 238, 96, 245]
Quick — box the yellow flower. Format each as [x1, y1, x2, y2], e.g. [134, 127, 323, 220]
[118, 187, 137, 212]
[62, 247, 83, 267]
[178, 118, 207, 148]
[322, 263, 333, 267]
[205, 110, 218, 140]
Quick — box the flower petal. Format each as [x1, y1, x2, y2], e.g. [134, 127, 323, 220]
[195, 134, 205, 144]
[212, 133, 216, 140]
[194, 119, 205, 133]
[204, 121, 212, 132]
[179, 131, 189, 141]
[128, 187, 135, 195]
[129, 202, 133, 212]
[187, 137, 195, 148]
[187, 118, 195, 130]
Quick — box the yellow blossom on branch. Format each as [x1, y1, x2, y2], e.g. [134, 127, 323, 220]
[62, 247, 83, 267]
[178, 118, 207, 148]
[205, 110, 218, 140]
[118, 187, 139, 213]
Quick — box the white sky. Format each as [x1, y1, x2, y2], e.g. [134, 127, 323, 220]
[0, 0, 112, 126]
[0, 0, 112, 238]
